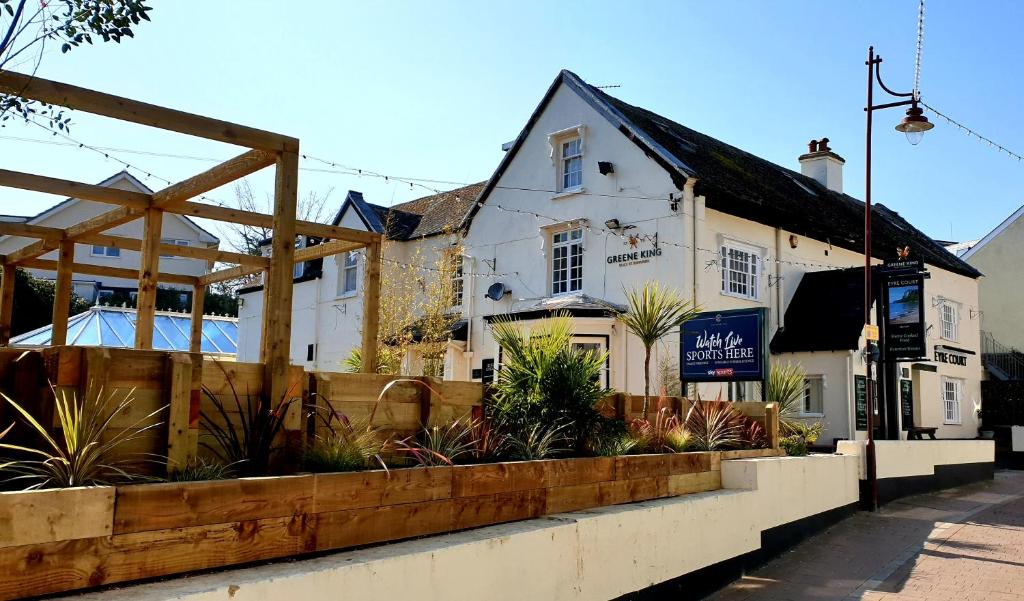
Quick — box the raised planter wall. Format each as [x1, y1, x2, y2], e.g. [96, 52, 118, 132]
[0, 448, 781, 600]
[837, 439, 995, 505]
[55, 454, 857, 601]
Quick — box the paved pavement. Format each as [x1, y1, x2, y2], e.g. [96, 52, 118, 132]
[708, 470, 1024, 601]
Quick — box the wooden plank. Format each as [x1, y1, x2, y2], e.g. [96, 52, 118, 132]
[667, 470, 722, 496]
[134, 208, 163, 349]
[0, 487, 114, 547]
[190, 285, 205, 354]
[541, 456, 617, 488]
[614, 454, 671, 480]
[20, 259, 199, 286]
[360, 239, 381, 374]
[172, 201, 379, 243]
[0, 265, 15, 345]
[765, 402, 780, 450]
[720, 448, 783, 460]
[312, 467, 453, 513]
[196, 239, 360, 285]
[0, 169, 152, 209]
[164, 353, 194, 471]
[262, 150, 299, 405]
[451, 461, 547, 498]
[0, 71, 298, 152]
[79, 233, 268, 268]
[50, 240, 74, 346]
[314, 499, 454, 552]
[666, 451, 713, 474]
[451, 489, 546, 532]
[151, 149, 277, 207]
[198, 264, 263, 286]
[113, 475, 315, 534]
[0, 222, 65, 240]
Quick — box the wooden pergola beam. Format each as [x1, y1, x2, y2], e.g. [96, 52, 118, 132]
[0, 264, 15, 345]
[51, 241, 75, 346]
[151, 149, 277, 207]
[0, 170, 152, 209]
[0, 71, 299, 152]
[174, 201, 380, 243]
[197, 238, 366, 285]
[262, 150, 299, 404]
[20, 259, 200, 286]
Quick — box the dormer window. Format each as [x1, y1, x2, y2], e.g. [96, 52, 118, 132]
[561, 137, 583, 191]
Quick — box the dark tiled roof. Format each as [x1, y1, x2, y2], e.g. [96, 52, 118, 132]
[384, 182, 485, 240]
[770, 268, 866, 353]
[588, 82, 980, 279]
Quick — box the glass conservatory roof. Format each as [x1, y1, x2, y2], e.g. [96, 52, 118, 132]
[10, 306, 238, 355]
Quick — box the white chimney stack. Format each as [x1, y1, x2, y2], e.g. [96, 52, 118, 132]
[798, 138, 845, 193]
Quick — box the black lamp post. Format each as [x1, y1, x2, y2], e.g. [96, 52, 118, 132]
[863, 46, 933, 511]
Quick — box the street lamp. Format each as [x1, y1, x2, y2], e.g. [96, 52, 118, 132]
[863, 45, 932, 511]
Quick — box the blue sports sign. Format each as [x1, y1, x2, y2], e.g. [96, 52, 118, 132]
[680, 308, 768, 382]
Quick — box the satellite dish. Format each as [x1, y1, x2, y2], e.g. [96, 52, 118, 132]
[485, 282, 510, 301]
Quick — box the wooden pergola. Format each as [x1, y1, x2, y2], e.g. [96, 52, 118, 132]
[0, 71, 382, 400]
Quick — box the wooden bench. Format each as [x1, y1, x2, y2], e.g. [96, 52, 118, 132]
[909, 426, 937, 440]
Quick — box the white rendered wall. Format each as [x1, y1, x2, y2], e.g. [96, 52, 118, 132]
[837, 439, 995, 480]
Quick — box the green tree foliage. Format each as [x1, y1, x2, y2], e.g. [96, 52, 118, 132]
[10, 268, 89, 337]
[0, 0, 153, 130]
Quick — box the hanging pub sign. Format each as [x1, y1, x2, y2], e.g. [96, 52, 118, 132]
[882, 274, 926, 360]
[680, 308, 768, 382]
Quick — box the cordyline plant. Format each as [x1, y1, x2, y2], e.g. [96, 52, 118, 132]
[0, 386, 163, 489]
[199, 363, 300, 477]
[620, 281, 700, 420]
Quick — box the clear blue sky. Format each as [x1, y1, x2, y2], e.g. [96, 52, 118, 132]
[2, 0, 1022, 244]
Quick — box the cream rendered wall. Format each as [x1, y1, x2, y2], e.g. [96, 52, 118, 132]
[837, 439, 994, 479]
[964, 214, 1023, 349]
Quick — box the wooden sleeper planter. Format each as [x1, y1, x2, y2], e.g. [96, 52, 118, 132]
[0, 449, 780, 600]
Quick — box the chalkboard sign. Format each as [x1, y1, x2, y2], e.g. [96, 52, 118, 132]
[855, 375, 868, 431]
[900, 379, 913, 431]
[680, 308, 768, 382]
[481, 358, 495, 385]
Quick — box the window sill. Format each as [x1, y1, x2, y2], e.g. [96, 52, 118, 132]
[335, 291, 358, 300]
[552, 187, 585, 200]
[720, 290, 760, 303]
[943, 421, 962, 426]
[797, 413, 824, 419]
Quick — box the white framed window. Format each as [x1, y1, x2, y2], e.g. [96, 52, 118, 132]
[293, 236, 306, 279]
[942, 377, 963, 424]
[451, 253, 464, 309]
[802, 376, 825, 416]
[939, 300, 960, 342]
[91, 245, 120, 258]
[337, 251, 359, 296]
[720, 240, 761, 300]
[160, 238, 190, 258]
[551, 227, 583, 295]
[561, 137, 583, 191]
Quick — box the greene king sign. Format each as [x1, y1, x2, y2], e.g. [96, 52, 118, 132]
[680, 308, 768, 382]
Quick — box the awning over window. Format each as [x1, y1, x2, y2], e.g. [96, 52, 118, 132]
[10, 306, 238, 355]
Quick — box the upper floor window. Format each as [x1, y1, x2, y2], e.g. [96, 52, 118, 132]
[942, 377, 963, 424]
[91, 245, 120, 258]
[338, 251, 358, 296]
[293, 236, 306, 279]
[561, 137, 583, 191]
[939, 300, 960, 342]
[451, 253, 464, 309]
[160, 238, 190, 259]
[552, 227, 583, 295]
[802, 376, 825, 416]
[720, 240, 760, 300]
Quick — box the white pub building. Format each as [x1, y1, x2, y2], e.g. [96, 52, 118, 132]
[238, 70, 984, 445]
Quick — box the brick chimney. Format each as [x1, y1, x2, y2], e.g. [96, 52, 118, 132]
[798, 138, 845, 193]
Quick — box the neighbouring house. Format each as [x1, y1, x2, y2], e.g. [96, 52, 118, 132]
[235, 183, 483, 373]
[237, 69, 984, 443]
[0, 171, 220, 305]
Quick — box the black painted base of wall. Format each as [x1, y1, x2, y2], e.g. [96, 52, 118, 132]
[858, 461, 995, 508]
[612, 502, 859, 601]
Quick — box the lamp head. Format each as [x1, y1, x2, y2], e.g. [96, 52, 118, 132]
[895, 103, 934, 145]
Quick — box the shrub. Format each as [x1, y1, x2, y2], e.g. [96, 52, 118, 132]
[629, 400, 684, 454]
[506, 422, 568, 460]
[395, 419, 476, 467]
[304, 411, 387, 473]
[0, 387, 163, 489]
[780, 420, 824, 456]
[684, 399, 743, 451]
[488, 313, 611, 452]
[167, 457, 237, 482]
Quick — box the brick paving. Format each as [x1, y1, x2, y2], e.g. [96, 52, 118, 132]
[708, 471, 1024, 601]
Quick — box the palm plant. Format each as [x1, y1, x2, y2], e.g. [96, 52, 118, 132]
[507, 422, 568, 460]
[761, 363, 807, 420]
[0, 387, 163, 489]
[395, 418, 476, 467]
[684, 398, 743, 451]
[619, 281, 700, 420]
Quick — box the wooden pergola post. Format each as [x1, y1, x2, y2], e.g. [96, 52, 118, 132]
[50, 240, 75, 346]
[262, 150, 299, 402]
[360, 239, 382, 373]
[134, 207, 164, 349]
[190, 284, 205, 354]
[0, 264, 15, 345]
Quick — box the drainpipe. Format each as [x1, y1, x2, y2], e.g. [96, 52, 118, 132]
[775, 228, 785, 331]
[682, 177, 699, 304]
[846, 350, 855, 440]
[464, 253, 474, 380]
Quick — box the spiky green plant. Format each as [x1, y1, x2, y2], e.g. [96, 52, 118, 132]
[761, 363, 807, 420]
[167, 457, 238, 482]
[619, 282, 700, 420]
[0, 387, 163, 489]
[507, 422, 568, 460]
[684, 399, 743, 451]
[629, 398, 682, 453]
[591, 432, 639, 457]
[395, 419, 476, 467]
[304, 412, 387, 473]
